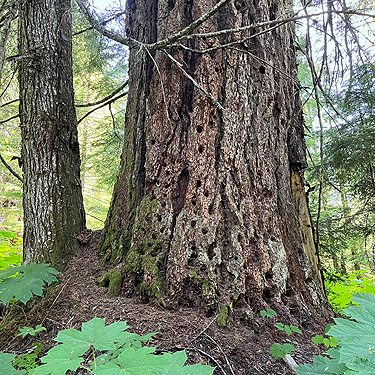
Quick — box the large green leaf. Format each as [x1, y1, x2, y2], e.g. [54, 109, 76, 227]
[0, 263, 59, 304]
[156, 351, 215, 375]
[343, 293, 375, 324]
[93, 347, 171, 375]
[327, 294, 375, 364]
[345, 358, 375, 374]
[32, 345, 83, 375]
[296, 354, 347, 375]
[56, 317, 130, 352]
[0, 352, 26, 374]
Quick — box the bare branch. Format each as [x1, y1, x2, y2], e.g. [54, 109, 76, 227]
[144, 48, 170, 121]
[74, 0, 139, 48]
[77, 91, 128, 125]
[147, 0, 231, 50]
[0, 152, 23, 182]
[0, 113, 19, 124]
[0, 98, 18, 107]
[174, 9, 374, 43]
[162, 49, 224, 112]
[76, 80, 128, 107]
[73, 10, 126, 36]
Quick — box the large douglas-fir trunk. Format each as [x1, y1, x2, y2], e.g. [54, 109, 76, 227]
[19, 0, 85, 270]
[100, 0, 330, 318]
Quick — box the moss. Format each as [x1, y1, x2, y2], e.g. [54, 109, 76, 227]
[187, 273, 218, 306]
[202, 278, 219, 305]
[217, 305, 229, 328]
[97, 268, 122, 298]
[124, 196, 166, 298]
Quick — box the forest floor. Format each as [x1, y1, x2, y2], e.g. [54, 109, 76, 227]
[0, 231, 326, 375]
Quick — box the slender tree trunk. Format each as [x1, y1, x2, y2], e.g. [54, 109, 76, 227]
[18, 0, 85, 270]
[100, 0, 329, 318]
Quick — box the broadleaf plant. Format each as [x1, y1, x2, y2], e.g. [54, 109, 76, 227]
[0, 263, 59, 305]
[0, 352, 26, 374]
[1, 317, 216, 375]
[296, 293, 375, 374]
[18, 325, 46, 339]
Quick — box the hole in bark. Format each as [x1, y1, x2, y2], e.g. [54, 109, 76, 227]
[259, 66, 266, 74]
[168, 0, 175, 10]
[188, 244, 198, 266]
[192, 199, 197, 206]
[198, 145, 204, 153]
[208, 204, 214, 215]
[151, 244, 162, 257]
[161, 202, 166, 208]
[157, 215, 162, 222]
[265, 271, 273, 280]
[200, 264, 207, 272]
[237, 234, 242, 242]
[207, 242, 215, 260]
[203, 190, 209, 197]
[191, 220, 197, 228]
[263, 288, 272, 299]
[196, 180, 202, 187]
[215, 67, 219, 73]
[286, 288, 292, 297]
[244, 264, 247, 270]
[196, 125, 203, 133]
[202, 228, 208, 235]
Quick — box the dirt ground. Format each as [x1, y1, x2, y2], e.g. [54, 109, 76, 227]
[0, 231, 327, 374]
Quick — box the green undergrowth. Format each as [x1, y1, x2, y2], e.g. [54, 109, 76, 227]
[0, 262, 215, 374]
[0, 229, 22, 270]
[0, 318, 215, 375]
[296, 293, 375, 374]
[325, 270, 375, 313]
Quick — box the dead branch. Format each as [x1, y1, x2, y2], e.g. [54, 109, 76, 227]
[0, 98, 18, 107]
[0, 152, 23, 182]
[161, 49, 224, 112]
[76, 80, 128, 107]
[77, 91, 128, 125]
[74, 0, 139, 48]
[0, 113, 19, 124]
[73, 10, 126, 36]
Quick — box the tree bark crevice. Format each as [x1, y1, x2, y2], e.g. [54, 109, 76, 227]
[99, 0, 331, 322]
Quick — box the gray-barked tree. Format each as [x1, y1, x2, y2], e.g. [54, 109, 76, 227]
[19, 0, 85, 270]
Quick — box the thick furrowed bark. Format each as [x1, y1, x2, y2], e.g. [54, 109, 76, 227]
[100, 0, 329, 319]
[19, 0, 85, 270]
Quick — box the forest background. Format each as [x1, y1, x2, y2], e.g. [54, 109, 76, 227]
[0, 0, 375, 312]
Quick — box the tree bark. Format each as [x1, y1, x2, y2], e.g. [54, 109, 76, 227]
[100, 0, 329, 318]
[19, 0, 85, 270]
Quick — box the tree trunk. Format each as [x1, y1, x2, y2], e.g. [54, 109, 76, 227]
[19, 0, 85, 270]
[100, 0, 329, 318]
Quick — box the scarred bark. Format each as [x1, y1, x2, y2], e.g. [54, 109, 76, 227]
[19, 0, 85, 270]
[100, 0, 330, 319]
